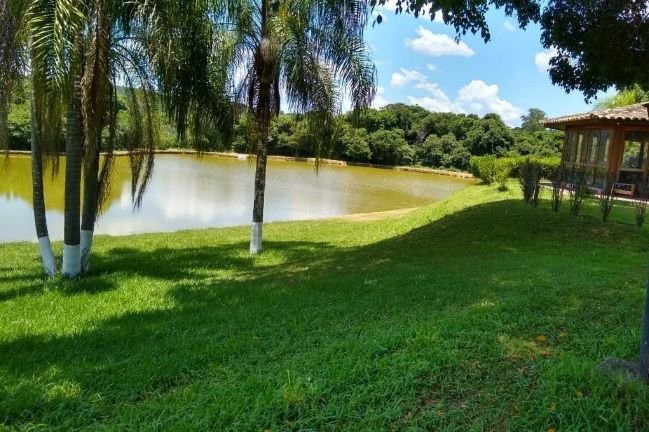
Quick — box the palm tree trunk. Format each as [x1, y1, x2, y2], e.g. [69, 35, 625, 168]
[250, 0, 271, 255]
[30, 91, 56, 276]
[80, 143, 99, 273]
[62, 81, 83, 277]
[250, 89, 270, 254]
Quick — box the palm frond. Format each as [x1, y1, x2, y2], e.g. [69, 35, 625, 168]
[0, 0, 26, 152]
[27, 0, 87, 92]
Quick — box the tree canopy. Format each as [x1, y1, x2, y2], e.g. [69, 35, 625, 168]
[540, 0, 649, 99]
[373, 0, 540, 40]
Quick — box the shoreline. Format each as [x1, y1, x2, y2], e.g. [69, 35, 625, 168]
[1, 205, 428, 245]
[4, 149, 474, 179]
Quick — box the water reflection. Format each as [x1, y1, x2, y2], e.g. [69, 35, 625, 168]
[0, 154, 471, 243]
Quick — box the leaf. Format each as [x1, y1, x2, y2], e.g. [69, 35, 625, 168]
[536, 335, 548, 343]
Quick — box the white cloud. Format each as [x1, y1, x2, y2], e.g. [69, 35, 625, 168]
[458, 80, 499, 102]
[407, 81, 462, 114]
[373, 86, 389, 108]
[390, 68, 427, 87]
[426, 63, 438, 72]
[414, 81, 448, 100]
[405, 79, 523, 125]
[457, 80, 523, 124]
[408, 96, 461, 113]
[504, 20, 516, 32]
[535, 48, 558, 74]
[405, 26, 474, 57]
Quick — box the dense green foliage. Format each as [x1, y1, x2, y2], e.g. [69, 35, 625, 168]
[5, 81, 176, 152]
[2, 183, 649, 430]
[6, 96, 563, 171]
[596, 85, 649, 109]
[239, 105, 561, 171]
[374, 0, 540, 41]
[540, 0, 649, 99]
[471, 155, 561, 184]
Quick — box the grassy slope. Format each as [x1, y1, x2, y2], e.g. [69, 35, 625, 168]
[2, 184, 649, 431]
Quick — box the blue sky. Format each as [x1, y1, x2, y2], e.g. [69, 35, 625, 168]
[362, 4, 608, 126]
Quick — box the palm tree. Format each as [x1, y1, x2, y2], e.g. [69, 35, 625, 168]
[0, 0, 22, 152]
[1, 0, 60, 276]
[225, 0, 376, 254]
[2, 0, 226, 277]
[24, 0, 180, 277]
[30, 82, 58, 276]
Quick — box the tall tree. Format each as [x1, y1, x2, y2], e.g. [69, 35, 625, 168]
[374, 0, 540, 39]
[540, 0, 649, 99]
[23, 0, 195, 277]
[1, 0, 61, 275]
[227, 0, 376, 254]
[520, 108, 546, 133]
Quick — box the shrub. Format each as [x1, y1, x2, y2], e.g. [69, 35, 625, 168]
[635, 180, 648, 228]
[495, 158, 515, 190]
[518, 158, 542, 206]
[471, 155, 560, 185]
[567, 168, 590, 216]
[550, 166, 564, 213]
[598, 174, 617, 222]
[470, 155, 498, 184]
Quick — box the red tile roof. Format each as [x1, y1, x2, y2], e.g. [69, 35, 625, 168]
[541, 103, 649, 129]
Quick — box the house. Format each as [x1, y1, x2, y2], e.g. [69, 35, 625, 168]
[541, 103, 649, 196]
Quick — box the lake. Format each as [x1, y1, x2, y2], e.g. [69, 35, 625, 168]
[0, 154, 471, 243]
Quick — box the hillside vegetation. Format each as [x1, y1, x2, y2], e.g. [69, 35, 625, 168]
[6, 80, 562, 172]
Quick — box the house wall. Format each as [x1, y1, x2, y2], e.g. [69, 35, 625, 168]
[560, 123, 649, 195]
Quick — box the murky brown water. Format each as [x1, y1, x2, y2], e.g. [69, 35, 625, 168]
[0, 154, 471, 243]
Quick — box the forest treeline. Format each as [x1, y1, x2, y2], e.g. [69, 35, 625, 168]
[6, 82, 562, 172]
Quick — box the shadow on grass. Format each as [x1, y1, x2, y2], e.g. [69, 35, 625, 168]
[1, 198, 649, 428]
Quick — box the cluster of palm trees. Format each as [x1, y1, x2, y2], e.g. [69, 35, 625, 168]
[0, 0, 376, 278]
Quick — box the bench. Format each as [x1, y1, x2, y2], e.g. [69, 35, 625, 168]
[613, 183, 636, 197]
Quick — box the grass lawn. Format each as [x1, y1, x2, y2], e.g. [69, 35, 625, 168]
[2, 183, 649, 431]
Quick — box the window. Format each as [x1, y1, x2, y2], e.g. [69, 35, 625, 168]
[563, 129, 612, 187]
[565, 131, 577, 162]
[574, 132, 585, 163]
[621, 131, 649, 170]
[597, 131, 610, 166]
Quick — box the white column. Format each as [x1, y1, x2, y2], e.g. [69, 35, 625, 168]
[37, 236, 57, 276]
[250, 222, 263, 254]
[62, 243, 81, 277]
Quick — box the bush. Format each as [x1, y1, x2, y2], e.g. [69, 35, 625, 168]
[495, 158, 515, 189]
[470, 155, 498, 184]
[634, 180, 648, 228]
[518, 158, 542, 206]
[598, 173, 617, 222]
[550, 166, 564, 213]
[471, 155, 561, 185]
[567, 168, 590, 216]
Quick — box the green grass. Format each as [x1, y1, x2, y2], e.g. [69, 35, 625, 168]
[2, 183, 649, 431]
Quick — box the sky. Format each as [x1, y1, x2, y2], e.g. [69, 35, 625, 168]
[361, 4, 610, 127]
